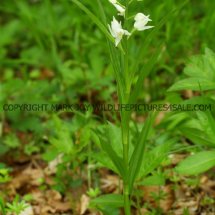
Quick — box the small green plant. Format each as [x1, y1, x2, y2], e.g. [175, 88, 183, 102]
[0, 167, 11, 183]
[168, 49, 215, 176]
[0, 196, 6, 215]
[72, 0, 181, 214]
[87, 187, 101, 198]
[1, 195, 32, 215]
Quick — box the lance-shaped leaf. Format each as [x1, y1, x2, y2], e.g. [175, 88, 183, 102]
[175, 151, 215, 175]
[95, 125, 126, 179]
[90, 194, 124, 208]
[72, 0, 124, 53]
[128, 113, 155, 191]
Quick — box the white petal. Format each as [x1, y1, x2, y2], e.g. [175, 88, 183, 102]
[124, 30, 131, 36]
[108, 24, 114, 37]
[113, 4, 125, 16]
[109, 0, 117, 4]
[135, 13, 150, 21]
[115, 37, 121, 46]
[111, 17, 122, 32]
[137, 25, 154, 31]
[134, 12, 153, 31]
[108, 17, 131, 46]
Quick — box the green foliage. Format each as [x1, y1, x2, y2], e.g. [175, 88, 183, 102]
[175, 151, 215, 175]
[0, 168, 11, 183]
[0, 0, 215, 213]
[4, 196, 29, 215]
[139, 171, 165, 186]
[139, 137, 175, 178]
[87, 187, 100, 198]
[128, 113, 155, 192]
[168, 49, 215, 176]
[96, 123, 126, 178]
[90, 194, 124, 210]
[169, 48, 215, 91]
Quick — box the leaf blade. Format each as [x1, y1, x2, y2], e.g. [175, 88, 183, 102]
[175, 151, 215, 175]
[128, 113, 155, 191]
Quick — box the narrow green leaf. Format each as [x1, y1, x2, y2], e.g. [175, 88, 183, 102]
[175, 151, 215, 175]
[138, 138, 175, 178]
[205, 111, 215, 137]
[128, 113, 155, 191]
[129, 44, 162, 104]
[90, 194, 124, 208]
[180, 127, 215, 147]
[71, 0, 114, 45]
[96, 127, 126, 178]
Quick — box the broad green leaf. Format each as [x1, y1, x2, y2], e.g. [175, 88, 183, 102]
[3, 134, 20, 149]
[100, 207, 120, 215]
[93, 152, 118, 173]
[138, 138, 175, 178]
[90, 194, 124, 208]
[168, 48, 215, 91]
[196, 111, 215, 140]
[49, 116, 74, 154]
[128, 113, 155, 191]
[175, 151, 215, 175]
[178, 110, 215, 147]
[139, 173, 165, 186]
[206, 111, 215, 137]
[184, 48, 215, 79]
[91, 131, 119, 173]
[168, 78, 215, 91]
[96, 125, 126, 178]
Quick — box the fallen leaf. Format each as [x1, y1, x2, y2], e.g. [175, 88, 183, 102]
[80, 194, 90, 215]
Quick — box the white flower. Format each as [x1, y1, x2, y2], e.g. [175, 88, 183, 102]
[108, 17, 131, 46]
[113, 4, 125, 16]
[134, 13, 154, 31]
[108, 0, 125, 16]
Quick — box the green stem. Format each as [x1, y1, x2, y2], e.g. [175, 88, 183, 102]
[87, 140, 92, 188]
[122, 121, 131, 215]
[122, 1, 131, 214]
[124, 183, 131, 215]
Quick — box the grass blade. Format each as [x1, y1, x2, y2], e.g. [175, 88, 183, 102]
[90, 194, 124, 208]
[96, 127, 126, 179]
[71, 0, 114, 45]
[129, 44, 162, 104]
[128, 113, 155, 192]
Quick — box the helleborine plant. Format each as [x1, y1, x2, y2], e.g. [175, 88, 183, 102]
[72, 0, 159, 214]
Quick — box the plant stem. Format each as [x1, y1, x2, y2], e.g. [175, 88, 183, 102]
[124, 183, 131, 215]
[87, 140, 92, 188]
[122, 121, 131, 215]
[122, 1, 132, 214]
[122, 1, 132, 213]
